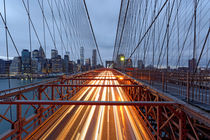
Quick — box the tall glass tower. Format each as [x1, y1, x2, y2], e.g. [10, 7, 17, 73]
[80, 47, 84, 65]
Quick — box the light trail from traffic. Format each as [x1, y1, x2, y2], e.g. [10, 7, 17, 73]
[28, 70, 153, 140]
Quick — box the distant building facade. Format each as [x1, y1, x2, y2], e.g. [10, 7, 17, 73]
[125, 59, 133, 68]
[64, 54, 69, 73]
[10, 57, 22, 75]
[137, 60, 144, 69]
[0, 59, 6, 74]
[0, 59, 11, 74]
[32, 50, 39, 59]
[38, 47, 46, 73]
[51, 49, 58, 59]
[116, 54, 125, 68]
[52, 55, 62, 73]
[189, 58, 196, 72]
[31, 58, 39, 74]
[106, 61, 114, 68]
[21, 49, 31, 74]
[92, 49, 97, 68]
[85, 58, 91, 71]
[80, 47, 84, 66]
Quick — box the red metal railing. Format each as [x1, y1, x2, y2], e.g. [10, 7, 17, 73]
[125, 69, 210, 105]
[0, 68, 209, 140]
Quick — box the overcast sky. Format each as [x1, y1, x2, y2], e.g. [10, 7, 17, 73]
[1, 0, 208, 67]
[86, 0, 121, 61]
[0, 0, 121, 62]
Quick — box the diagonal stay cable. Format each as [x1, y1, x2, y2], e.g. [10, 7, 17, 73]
[115, 0, 130, 61]
[194, 27, 210, 73]
[113, 0, 123, 61]
[45, 0, 68, 52]
[83, 0, 104, 66]
[21, 0, 43, 49]
[0, 12, 20, 56]
[128, 0, 169, 59]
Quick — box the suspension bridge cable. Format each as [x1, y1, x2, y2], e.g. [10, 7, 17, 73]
[115, 0, 130, 59]
[194, 27, 210, 73]
[0, 12, 20, 56]
[83, 0, 104, 66]
[21, 0, 43, 50]
[113, 0, 123, 61]
[128, 0, 169, 59]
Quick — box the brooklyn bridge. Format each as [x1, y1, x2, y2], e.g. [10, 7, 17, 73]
[0, 0, 209, 139]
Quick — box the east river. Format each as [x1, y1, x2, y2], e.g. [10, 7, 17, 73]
[0, 78, 45, 135]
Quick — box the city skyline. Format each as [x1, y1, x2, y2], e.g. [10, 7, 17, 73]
[0, 1, 209, 139]
[0, 46, 101, 77]
[0, 0, 121, 62]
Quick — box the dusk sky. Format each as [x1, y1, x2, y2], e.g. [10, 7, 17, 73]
[0, 0, 121, 62]
[86, 0, 121, 61]
[0, 0, 209, 67]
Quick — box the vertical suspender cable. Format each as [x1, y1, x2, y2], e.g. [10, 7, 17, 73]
[3, 0, 10, 88]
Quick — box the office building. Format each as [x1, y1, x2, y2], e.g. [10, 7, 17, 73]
[85, 58, 91, 71]
[80, 47, 84, 66]
[52, 55, 62, 73]
[32, 50, 39, 59]
[38, 47, 45, 59]
[10, 57, 22, 75]
[21, 49, 31, 74]
[0, 59, 11, 74]
[92, 49, 97, 68]
[31, 58, 39, 74]
[51, 49, 58, 59]
[189, 58, 196, 72]
[125, 58, 133, 68]
[137, 60, 144, 69]
[64, 54, 69, 73]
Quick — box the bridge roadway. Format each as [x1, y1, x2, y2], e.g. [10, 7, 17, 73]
[27, 71, 153, 140]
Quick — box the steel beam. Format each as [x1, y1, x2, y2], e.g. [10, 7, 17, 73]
[0, 100, 177, 106]
[64, 78, 130, 81]
[44, 84, 140, 87]
[74, 75, 120, 77]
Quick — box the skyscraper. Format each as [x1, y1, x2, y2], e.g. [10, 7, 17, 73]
[92, 49, 97, 68]
[189, 58, 196, 72]
[85, 58, 91, 71]
[10, 57, 22, 75]
[21, 49, 31, 74]
[52, 55, 62, 73]
[39, 47, 45, 59]
[51, 49, 58, 59]
[80, 47, 84, 66]
[32, 50, 39, 59]
[37, 47, 46, 73]
[0, 59, 5, 74]
[125, 58, 133, 68]
[64, 54, 69, 73]
[137, 60, 144, 69]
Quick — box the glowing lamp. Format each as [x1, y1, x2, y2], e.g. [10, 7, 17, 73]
[120, 56, 125, 61]
[119, 76, 124, 80]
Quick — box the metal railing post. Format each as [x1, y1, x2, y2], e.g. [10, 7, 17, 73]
[186, 72, 190, 102]
[162, 72, 165, 91]
[16, 94, 22, 140]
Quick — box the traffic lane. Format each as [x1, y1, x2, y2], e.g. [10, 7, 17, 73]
[112, 79, 151, 139]
[42, 76, 106, 139]
[69, 71, 151, 139]
[28, 85, 96, 139]
[64, 84, 105, 139]
[29, 71, 152, 140]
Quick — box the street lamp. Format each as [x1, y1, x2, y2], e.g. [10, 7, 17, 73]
[120, 56, 125, 61]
